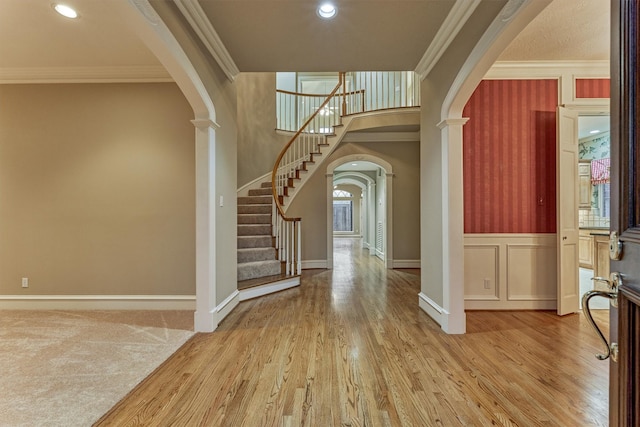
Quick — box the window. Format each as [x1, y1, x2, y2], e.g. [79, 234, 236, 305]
[333, 190, 353, 232]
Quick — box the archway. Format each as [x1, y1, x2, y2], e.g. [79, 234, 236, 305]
[326, 155, 393, 269]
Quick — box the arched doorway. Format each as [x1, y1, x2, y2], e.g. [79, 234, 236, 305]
[326, 155, 393, 269]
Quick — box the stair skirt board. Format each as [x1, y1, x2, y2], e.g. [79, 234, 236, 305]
[239, 276, 301, 301]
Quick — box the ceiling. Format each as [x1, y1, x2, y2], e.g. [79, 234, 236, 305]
[0, 0, 609, 78]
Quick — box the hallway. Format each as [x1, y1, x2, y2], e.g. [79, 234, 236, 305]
[98, 238, 609, 426]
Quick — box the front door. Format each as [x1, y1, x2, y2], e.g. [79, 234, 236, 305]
[609, 1, 640, 424]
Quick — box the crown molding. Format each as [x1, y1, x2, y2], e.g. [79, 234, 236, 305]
[415, 0, 481, 79]
[485, 60, 610, 79]
[0, 66, 172, 84]
[174, 0, 240, 82]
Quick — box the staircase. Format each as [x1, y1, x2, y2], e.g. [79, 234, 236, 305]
[237, 183, 282, 283]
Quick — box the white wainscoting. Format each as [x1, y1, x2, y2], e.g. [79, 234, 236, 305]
[464, 234, 557, 310]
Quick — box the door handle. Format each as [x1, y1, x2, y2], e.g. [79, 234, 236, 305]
[582, 272, 621, 362]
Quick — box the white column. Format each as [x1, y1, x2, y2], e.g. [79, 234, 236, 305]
[437, 118, 468, 334]
[385, 172, 394, 268]
[326, 173, 334, 269]
[368, 182, 376, 256]
[192, 119, 219, 332]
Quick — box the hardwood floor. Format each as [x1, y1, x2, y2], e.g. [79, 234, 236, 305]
[96, 238, 610, 426]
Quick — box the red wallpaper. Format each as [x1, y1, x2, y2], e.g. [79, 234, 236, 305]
[463, 80, 558, 234]
[575, 78, 610, 98]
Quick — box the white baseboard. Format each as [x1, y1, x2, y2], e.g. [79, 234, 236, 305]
[216, 290, 239, 323]
[465, 300, 557, 310]
[393, 260, 420, 268]
[302, 260, 328, 269]
[0, 295, 196, 310]
[239, 277, 301, 301]
[418, 292, 443, 326]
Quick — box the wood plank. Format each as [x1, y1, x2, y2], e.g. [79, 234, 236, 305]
[96, 238, 610, 426]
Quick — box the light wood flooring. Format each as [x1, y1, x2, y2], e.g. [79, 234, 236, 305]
[96, 238, 610, 426]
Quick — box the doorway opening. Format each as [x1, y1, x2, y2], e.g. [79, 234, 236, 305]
[326, 156, 394, 269]
[577, 114, 611, 310]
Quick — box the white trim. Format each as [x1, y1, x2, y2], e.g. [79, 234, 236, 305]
[0, 295, 195, 310]
[302, 260, 328, 269]
[173, 0, 240, 81]
[191, 119, 220, 130]
[418, 292, 444, 325]
[239, 277, 300, 301]
[415, 0, 482, 78]
[485, 60, 610, 80]
[216, 290, 239, 322]
[393, 260, 420, 268]
[466, 301, 556, 310]
[0, 66, 173, 84]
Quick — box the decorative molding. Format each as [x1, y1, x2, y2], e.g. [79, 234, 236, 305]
[0, 295, 195, 310]
[216, 290, 239, 322]
[437, 117, 470, 129]
[392, 260, 420, 268]
[191, 118, 221, 130]
[302, 260, 328, 269]
[0, 66, 172, 84]
[500, 0, 527, 22]
[239, 277, 300, 301]
[418, 292, 444, 325]
[485, 60, 610, 80]
[415, 0, 482, 78]
[465, 300, 556, 310]
[174, 0, 240, 81]
[129, 0, 160, 25]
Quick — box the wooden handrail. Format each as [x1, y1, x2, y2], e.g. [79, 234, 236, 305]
[271, 72, 345, 219]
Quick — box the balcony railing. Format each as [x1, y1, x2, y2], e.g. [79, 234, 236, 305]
[276, 71, 420, 132]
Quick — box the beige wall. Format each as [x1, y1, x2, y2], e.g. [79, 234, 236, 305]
[287, 139, 420, 263]
[236, 73, 290, 187]
[0, 83, 195, 295]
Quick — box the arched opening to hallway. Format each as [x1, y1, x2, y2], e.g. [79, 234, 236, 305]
[325, 156, 393, 269]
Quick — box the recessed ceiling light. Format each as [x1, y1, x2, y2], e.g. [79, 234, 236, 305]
[317, 3, 337, 19]
[589, 129, 600, 134]
[53, 3, 79, 19]
[351, 163, 357, 166]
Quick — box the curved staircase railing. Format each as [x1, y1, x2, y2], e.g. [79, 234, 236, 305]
[271, 72, 345, 275]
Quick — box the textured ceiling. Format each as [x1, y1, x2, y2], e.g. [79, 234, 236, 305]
[498, 0, 609, 61]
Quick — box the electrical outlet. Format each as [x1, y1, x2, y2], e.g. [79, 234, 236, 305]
[483, 278, 490, 289]
[21, 277, 29, 288]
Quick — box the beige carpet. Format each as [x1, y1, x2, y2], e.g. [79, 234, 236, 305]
[0, 310, 194, 426]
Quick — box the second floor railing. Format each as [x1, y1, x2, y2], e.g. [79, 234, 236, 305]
[276, 71, 420, 132]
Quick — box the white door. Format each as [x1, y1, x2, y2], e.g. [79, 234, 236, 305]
[556, 106, 580, 315]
